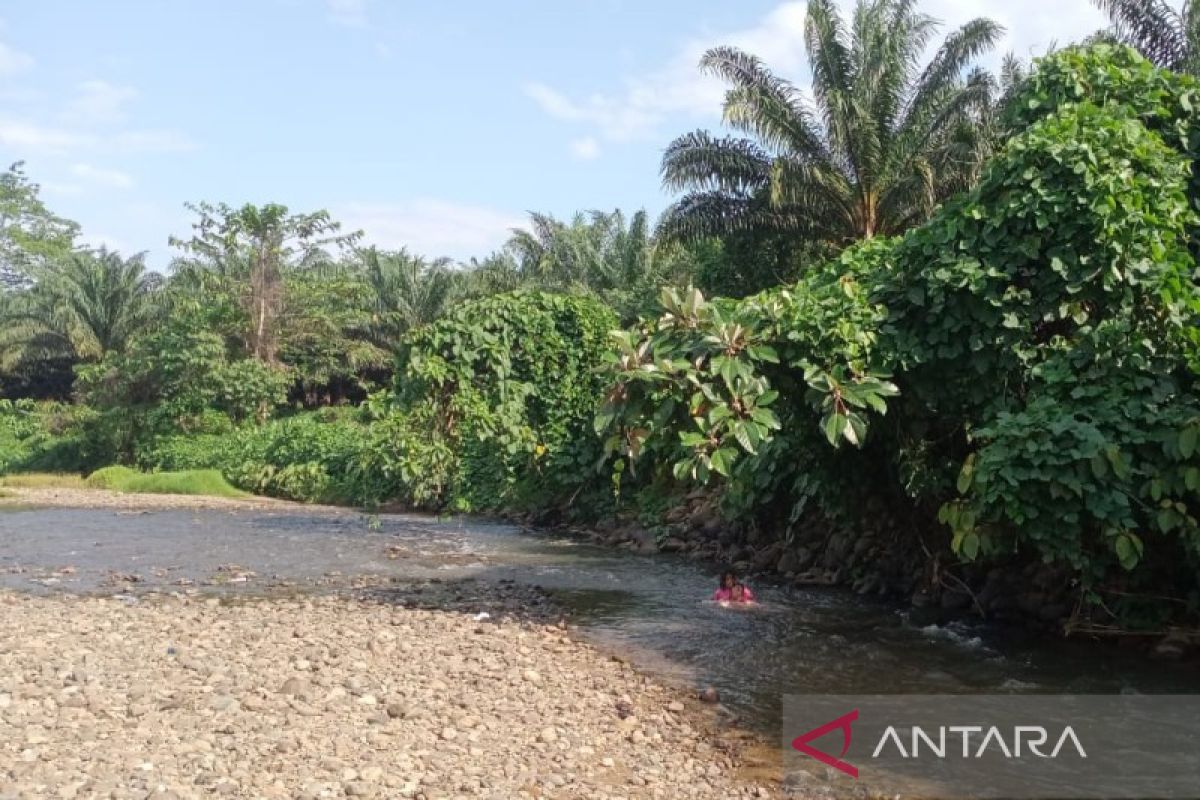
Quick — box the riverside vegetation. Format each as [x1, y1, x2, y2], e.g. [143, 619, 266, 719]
[3, 7, 1200, 648]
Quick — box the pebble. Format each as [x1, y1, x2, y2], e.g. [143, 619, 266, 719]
[0, 588, 758, 798]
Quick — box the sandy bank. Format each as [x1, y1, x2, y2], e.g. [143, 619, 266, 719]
[0, 485, 345, 515]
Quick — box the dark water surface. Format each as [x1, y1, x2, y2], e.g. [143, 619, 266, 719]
[1, 506, 1196, 731]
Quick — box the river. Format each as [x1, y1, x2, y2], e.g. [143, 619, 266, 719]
[1, 504, 1196, 734]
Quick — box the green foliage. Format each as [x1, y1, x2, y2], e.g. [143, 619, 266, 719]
[598, 240, 899, 488]
[277, 269, 390, 398]
[0, 398, 105, 474]
[140, 410, 377, 505]
[0, 472, 89, 490]
[374, 291, 617, 511]
[356, 247, 460, 347]
[685, 233, 831, 300]
[0, 248, 159, 380]
[600, 45, 1200, 625]
[1092, 0, 1200, 75]
[86, 465, 246, 498]
[169, 201, 361, 364]
[75, 312, 291, 458]
[659, 0, 1002, 245]
[0, 162, 79, 290]
[597, 286, 784, 484]
[501, 209, 700, 323]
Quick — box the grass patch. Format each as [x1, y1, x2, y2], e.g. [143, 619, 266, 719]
[86, 466, 247, 498]
[0, 472, 89, 489]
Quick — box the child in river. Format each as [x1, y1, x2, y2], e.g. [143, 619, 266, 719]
[730, 582, 756, 604]
[712, 572, 755, 605]
[712, 571, 736, 602]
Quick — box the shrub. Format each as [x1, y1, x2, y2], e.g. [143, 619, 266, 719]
[75, 313, 291, 459]
[138, 410, 376, 505]
[0, 399, 107, 475]
[371, 291, 618, 511]
[86, 465, 246, 498]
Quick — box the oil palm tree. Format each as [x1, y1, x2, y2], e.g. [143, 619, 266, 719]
[933, 54, 1030, 197]
[1092, 0, 1197, 74]
[359, 247, 458, 348]
[502, 208, 695, 320]
[0, 247, 158, 369]
[506, 209, 659, 292]
[659, 0, 1002, 245]
[461, 252, 525, 298]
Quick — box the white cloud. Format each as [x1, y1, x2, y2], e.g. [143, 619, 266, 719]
[62, 79, 138, 125]
[40, 181, 84, 198]
[337, 200, 525, 261]
[71, 163, 134, 189]
[0, 118, 196, 155]
[0, 119, 92, 153]
[0, 41, 33, 77]
[524, 2, 808, 143]
[327, 0, 368, 27]
[110, 129, 197, 153]
[569, 136, 601, 160]
[921, 0, 1107, 65]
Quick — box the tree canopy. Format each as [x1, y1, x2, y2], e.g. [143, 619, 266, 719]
[658, 0, 1002, 245]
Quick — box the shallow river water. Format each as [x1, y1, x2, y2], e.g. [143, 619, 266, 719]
[1, 505, 1196, 732]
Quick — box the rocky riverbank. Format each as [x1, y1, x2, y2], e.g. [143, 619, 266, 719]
[0, 590, 774, 800]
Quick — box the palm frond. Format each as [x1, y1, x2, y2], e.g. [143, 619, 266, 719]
[1093, 0, 1187, 70]
[661, 131, 772, 194]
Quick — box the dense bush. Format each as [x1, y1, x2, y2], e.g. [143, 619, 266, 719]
[367, 291, 618, 511]
[0, 399, 106, 474]
[140, 409, 376, 504]
[139, 293, 618, 511]
[600, 46, 1200, 625]
[75, 312, 291, 459]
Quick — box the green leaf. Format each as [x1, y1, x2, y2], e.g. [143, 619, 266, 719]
[957, 454, 976, 494]
[710, 447, 736, 477]
[961, 532, 980, 560]
[863, 392, 889, 414]
[733, 423, 756, 454]
[823, 413, 843, 446]
[1181, 426, 1197, 459]
[749, 345, 779, 363]
[1114, 533, 1142, 571]
[750, 407, 781, 430]
[845, 414, 867, 447]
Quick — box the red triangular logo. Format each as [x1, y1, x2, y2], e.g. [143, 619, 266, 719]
[791, 708, 859, 778]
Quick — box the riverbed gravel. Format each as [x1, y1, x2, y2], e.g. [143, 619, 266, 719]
[0, 590, 771, 799]
[0, 486, 334, 514]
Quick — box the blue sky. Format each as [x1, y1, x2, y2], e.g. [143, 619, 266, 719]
[1, 0, 1110, 267]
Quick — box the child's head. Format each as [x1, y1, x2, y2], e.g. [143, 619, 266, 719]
[731, 583, 746, 600]
[720, 571, 736, 590]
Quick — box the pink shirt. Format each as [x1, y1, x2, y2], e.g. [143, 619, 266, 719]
[713, 587, 755, 602]
[712, 588, 732, 601]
